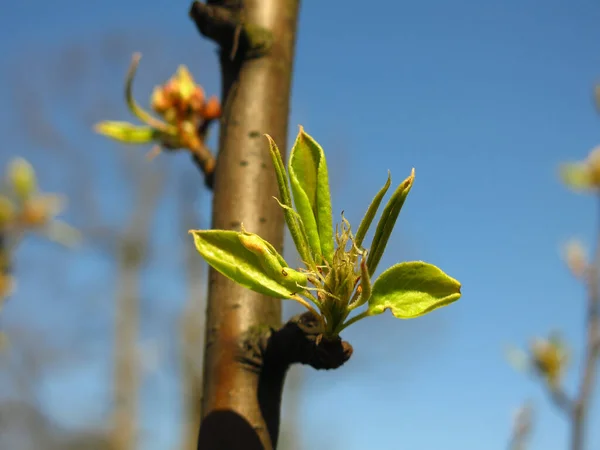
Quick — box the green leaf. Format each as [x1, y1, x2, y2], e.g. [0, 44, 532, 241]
[94, 121, 159, 144]
[368, 261, 461, 318]
[190, 229, 307, 299]
[288, 127, 334, 264]
[354, 172, 391, 249]
[367, 169, 415, 276]
[265, 135, 314, 267]
[559, 163, 595, 192]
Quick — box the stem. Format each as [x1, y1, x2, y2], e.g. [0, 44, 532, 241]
[191, 1, 301, 449]
[571, 193, 600, 450]
[547, 385, 573, 416]
[336, 309, 370, 334]
[507, 402, 533, 450]
[290, 294, 323, 327]
[124, 53, 174, 133]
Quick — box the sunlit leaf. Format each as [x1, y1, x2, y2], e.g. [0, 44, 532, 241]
[190, 229, 307, 299]
[94, 121, 159, 144]
[368, 261, 461, 318]
[354, 172, 391, 249]
[367, 169, 414, 276]
[265, 135, 313, 267]
[288, 127, 334, 263]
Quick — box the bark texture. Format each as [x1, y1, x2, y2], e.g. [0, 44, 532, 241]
[190, 1, 301, 449]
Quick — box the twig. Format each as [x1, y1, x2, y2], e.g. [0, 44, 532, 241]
[508, 402, 534, 450]
[190, 1, 301, 448]
[547, 385, 573, 417]
[190, 119, 217, 189]
[570, 194, 600, 450]
[239, 312, 352, 446]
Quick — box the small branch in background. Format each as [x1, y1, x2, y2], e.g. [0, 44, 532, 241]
[0, 158, 77, 311]
[552, 144, 600, 449]
[547, 385, 573, 417]
[0, 234, 14, 308]
[112, 164, 164, 450]
[570, 195, 600, 450]
[95, 53, 221, 189]
[508, 402, 534, 450]
[190, 117, 217, 189]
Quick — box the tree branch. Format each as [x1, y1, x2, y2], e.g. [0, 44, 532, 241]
[507, 402, 533, 450]
[571, 194, 600, 450]
[190, 1, 273, 62]
[190, 1, 302, 449]
[547, 385, 573, 417]
[197, 312, 352, 450]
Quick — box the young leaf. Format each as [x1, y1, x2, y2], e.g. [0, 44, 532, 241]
[354, 172, 391, 249]
[265, 135, 314, 267]
[368, 261, 461, 318]
[238, 228, 308, 291]
[288, 127, 334, 264]
[94, 121, 159, 144]
[190, 229, 307, 299]
[367, 169, 414, 276]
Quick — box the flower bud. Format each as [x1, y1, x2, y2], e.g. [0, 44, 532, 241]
[174, 65, 196, 103]
[530, 335, 568, 386]
[7, 158, 37, 200]
[564, 239, 588, 278]
[19, 198, 51, 228]
[202, 96, 222, 120]
[151, 86, 170, 113]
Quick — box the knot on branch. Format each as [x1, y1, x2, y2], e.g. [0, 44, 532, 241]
[189, 1, 272, 61]
[239, 312, 353, 374]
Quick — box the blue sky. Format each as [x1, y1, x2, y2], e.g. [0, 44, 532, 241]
[2, 0, 600, 449]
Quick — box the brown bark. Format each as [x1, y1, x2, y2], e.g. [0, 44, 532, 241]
[190, 1, 301, 449]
